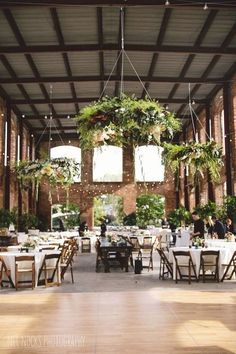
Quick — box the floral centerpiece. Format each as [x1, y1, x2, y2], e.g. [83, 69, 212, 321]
[162, 140, 223, 186]
[75, 94, 181, 148]
[21, 238, 38, 250]
[192, 236, 204, 248]
[14, 157, 80, 204]
[225, 232, 235, 242]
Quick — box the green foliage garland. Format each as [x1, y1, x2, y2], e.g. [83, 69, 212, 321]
[75, 94, 181, 148]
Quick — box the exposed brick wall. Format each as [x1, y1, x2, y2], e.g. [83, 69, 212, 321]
[1, 78, 236, 226]
[9, 112, 18, 209]
[230, 78, 236, 193]
[0, 98, 5, 208]
[38, 141, 176, 229]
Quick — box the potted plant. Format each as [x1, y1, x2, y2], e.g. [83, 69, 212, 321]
[168, 206, 191, 228]
[18, 213, 39, 233]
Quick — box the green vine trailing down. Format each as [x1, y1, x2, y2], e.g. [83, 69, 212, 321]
[14, 157, 80, 204]
[162, 140, 224, 185]
[75, 94, 181, 148]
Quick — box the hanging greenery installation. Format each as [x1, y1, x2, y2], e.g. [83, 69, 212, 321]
[162, 140, 223, 185]
[75, 94, 181, 149]
[14, 157, 80, 204]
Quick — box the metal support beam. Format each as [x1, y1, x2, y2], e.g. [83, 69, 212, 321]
[205, 103, 214, 202]
[0, 44, 235, 56]
[223, 82, 233, 195]
[17, 118, 23, 216]
[4, 101, 11, 210]
[183, 128, 189, 210]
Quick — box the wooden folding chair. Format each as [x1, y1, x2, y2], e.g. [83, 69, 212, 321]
[199, 250, 220, 282]
[140, 244, 154, 271]
[15, 255, 35, 290]
[38, 253, 61, 287]
[221, 251, 236, 281]
[0, 256, 13, 288]
[173, 250, 198, 284]
[157, 248, 173, 280]
[61, 245, 76, 283]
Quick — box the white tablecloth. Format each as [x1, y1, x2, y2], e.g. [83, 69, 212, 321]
[205, 239, 236, 249]
[0, 250, 61, 287]
[175, 230, 191, 247]
[169, 246, 235, 280]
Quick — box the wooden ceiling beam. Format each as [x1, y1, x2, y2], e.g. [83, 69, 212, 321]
[141, 8, 172, 98]
[0, 75, 225, 85]
[168, 10, 218, 102]
[97, 7, 105, 96]
[0, 85, 33, 130]
[0, 0, 235, 9]
[0, 54, 42, 127]
[50, 7, 79, 116]
[0, 43, 235, 56]
[12, 97, 207, 104]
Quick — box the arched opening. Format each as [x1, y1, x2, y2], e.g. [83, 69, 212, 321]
[50, 145, 81, 182]
[51, 203, 80, 231]
[135, 145, 164, 182]
[93, 194, 123, 226]
[93, 146, 123, 182]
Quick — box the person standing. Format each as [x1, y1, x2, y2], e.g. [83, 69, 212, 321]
[100, 219, 107, 237]
[224, 217, 234, 234]
[191, 211, 205, 239]
[79, 221, 88, 237]
[212, 215, 225, 239]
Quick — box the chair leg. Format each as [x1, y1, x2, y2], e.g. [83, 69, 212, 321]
[32, 266, 35, 289]
[159, 260, 162, 279]
[15, 264, 18, 291]
[202, 262, 205, 283]
[56, 265, 60, 286]
[44, 265, 47, 287]
[175, 264, 178, 284]
[70, 263, 74, 284]
[188, 261, 191, 285]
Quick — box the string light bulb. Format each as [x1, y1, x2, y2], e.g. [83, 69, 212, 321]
[203, 3, 208, 10]
[165, 0, 170, 5]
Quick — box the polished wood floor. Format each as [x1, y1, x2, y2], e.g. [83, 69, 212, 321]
[0, 255, 236, 353]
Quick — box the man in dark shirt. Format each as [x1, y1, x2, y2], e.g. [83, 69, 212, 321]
[191, 211, 205, 239]
[212, 215, 225, 239]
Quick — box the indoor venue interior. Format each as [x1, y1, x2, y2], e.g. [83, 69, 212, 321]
[0, 0, 236, 353]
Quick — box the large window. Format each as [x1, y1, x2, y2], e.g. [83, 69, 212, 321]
[50, 145, 81, 182]
[135, 145, 164, 182]
[93, 146, 123, 182]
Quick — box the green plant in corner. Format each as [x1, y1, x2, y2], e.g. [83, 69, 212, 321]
[0, 208, 17, 228]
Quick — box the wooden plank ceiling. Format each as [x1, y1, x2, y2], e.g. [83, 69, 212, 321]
[0, 0, 235, 139]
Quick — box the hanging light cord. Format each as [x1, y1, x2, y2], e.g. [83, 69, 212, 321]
[35, 84, 66, 152]
[188, 83, 211, 142]
[120, 7, 125, 97]
[99, 7, 152, 100]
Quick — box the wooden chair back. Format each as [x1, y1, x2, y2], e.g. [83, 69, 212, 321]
[15, 255, 35, 290]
